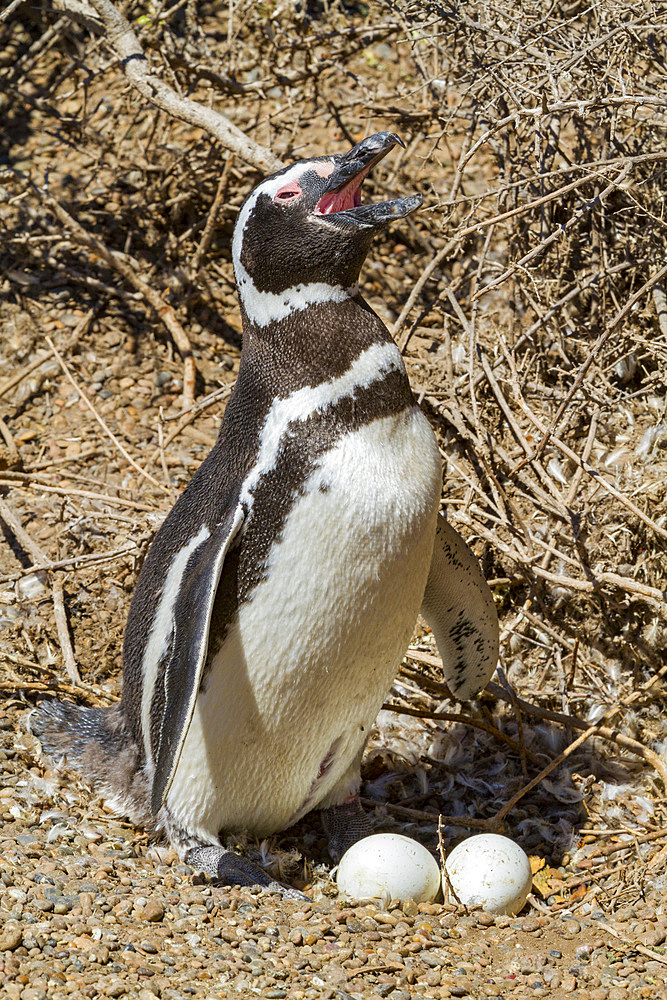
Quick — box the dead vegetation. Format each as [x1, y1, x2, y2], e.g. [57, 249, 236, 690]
[1, 0, 667, 903]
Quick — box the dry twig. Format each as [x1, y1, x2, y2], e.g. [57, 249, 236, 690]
[46, 336, 166, 493]
[40, 194, 198, 412]
[59, 0, 282, 173]
[0, 497, 80, 685]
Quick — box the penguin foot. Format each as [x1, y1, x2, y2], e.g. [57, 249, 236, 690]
[185, 846, 308, 899]
[321, 796, 373, 863]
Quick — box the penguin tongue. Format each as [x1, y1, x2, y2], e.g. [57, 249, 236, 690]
[316, 174, 366, 215]
[316, 186, 422, 227]
[315, 168, 421, 225]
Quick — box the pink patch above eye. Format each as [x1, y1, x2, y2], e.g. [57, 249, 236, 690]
[313, 160, 335, 178]
[274, 183, 302, 202]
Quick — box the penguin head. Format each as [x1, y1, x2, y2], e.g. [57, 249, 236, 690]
[232, 132, 422, 328]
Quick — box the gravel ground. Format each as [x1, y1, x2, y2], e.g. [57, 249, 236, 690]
[2, 699, 667, 1000]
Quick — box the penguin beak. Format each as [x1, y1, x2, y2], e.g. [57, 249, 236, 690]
[314, 131, 422, 227]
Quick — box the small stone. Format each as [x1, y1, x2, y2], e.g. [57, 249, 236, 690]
[104, 983, 127, 998]
[402, 898, 419, 917]
[20, 990, 47, 1000]
[61, 312, 83, 327]
[522, 916, 541, 932]
[141, 900, 164, 922]
[562, 975, 577, 993]
[0, 924, 22, 950]
[16, 834, 38, 846]
[422, 951, 448, 967]
[34, 899, 54, 912]
[643, 927, 666, 946]
[478, 912, 494, 927]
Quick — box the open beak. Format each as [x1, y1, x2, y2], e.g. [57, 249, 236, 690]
[314, 132, 422, 227]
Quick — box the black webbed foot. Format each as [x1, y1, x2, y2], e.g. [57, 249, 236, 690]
[321, 796, 373, 863]
[184, 845, 308, 899]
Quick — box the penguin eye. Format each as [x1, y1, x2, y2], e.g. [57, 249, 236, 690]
[274, 183, 302, 203]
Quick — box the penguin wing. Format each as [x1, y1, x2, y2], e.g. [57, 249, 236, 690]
[420, 513, 499, 700]
[150, 504, 244, 814]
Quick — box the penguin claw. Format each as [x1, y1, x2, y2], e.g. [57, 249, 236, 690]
[266, 881, 310, 901]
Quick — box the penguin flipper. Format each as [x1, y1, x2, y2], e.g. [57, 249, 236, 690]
[150, 505, 244, 814]
[420, 513, 499, 700]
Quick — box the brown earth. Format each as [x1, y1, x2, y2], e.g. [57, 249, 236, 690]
[1, 2, 667, 998]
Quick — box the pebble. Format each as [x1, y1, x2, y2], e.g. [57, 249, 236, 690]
[141, 899, 165, 922]
[0, 923, 22, 950]
[522, 916, 541, 932]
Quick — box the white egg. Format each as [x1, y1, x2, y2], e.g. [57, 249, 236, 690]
[443, 834, 532, 915]
[336, 833, 440, 903]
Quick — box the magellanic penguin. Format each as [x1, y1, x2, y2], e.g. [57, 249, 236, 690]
[33, 132, 499, 892]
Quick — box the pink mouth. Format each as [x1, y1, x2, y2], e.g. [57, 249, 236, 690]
[315, 171, 367, 214]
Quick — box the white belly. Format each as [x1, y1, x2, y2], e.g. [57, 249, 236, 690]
[166, 407, 441, 841]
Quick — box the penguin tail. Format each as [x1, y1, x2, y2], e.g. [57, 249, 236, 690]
[30, 699, 153, 828]
[31, 698, 122, 759]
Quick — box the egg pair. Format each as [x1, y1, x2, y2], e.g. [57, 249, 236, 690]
[336, 832, 532, 915]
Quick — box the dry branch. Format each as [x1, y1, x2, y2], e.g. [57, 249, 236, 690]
[600, 922, 667, 968]
[484, 682, 667, 792]
[61, 0, 282, 174]
[40, 193, 198, 413]
[0, 498, 80, 685]
[0, 474, 158, 513]
[473, 161, 634, 301]
[46, 336, 167, 494]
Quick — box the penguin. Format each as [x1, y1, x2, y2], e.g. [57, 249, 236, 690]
[32, 132, 499, 891]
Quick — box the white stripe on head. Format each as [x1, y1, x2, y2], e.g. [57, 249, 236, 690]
[239, 340, 405, 509]
[232, 160, 352, 328]
[140, 524, 211, 765]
